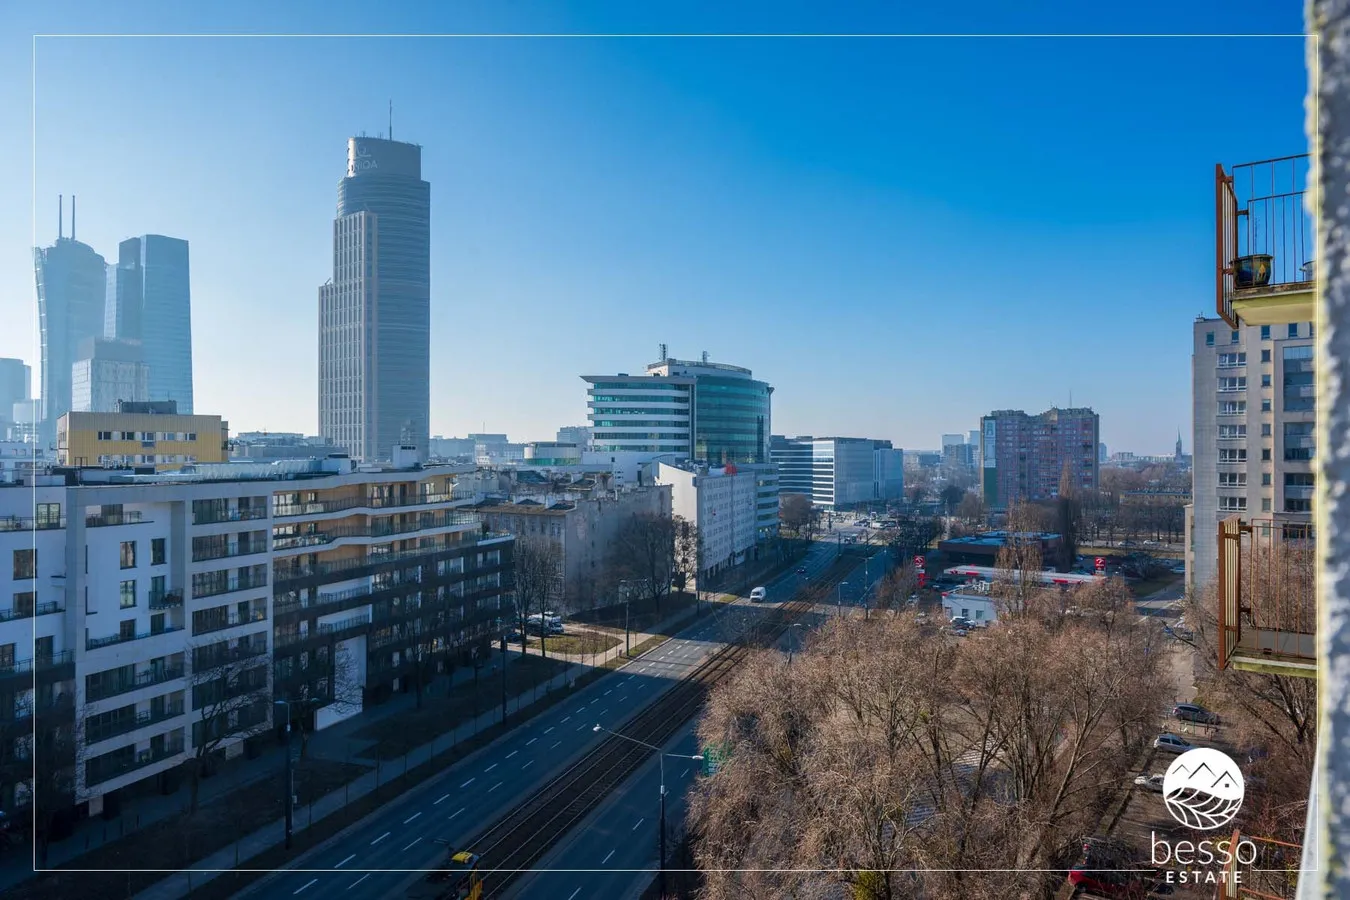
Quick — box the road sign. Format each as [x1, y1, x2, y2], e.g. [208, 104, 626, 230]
[1094, 557, 1106, 570]
[702, 743, 729, 777]
[914, 556, 925, 569]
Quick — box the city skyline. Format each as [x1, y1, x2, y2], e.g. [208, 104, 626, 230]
[1, 1, 1308, 453]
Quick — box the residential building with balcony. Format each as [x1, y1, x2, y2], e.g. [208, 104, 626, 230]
[57, 400, 228, 471]
[651, 462, 756, 579]
[0, 454, 513, 826]
[1188, 315, 1315, 592]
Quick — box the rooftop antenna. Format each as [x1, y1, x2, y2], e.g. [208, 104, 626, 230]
[701, 350, 709, 364]
[58, 194, 63, 240]
[659, 343, 667, 362]
[389, 99, 393, 141]
[71, 195, 76, 241]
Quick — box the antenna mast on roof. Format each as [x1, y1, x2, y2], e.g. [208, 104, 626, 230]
[58, 195, 63, 240]
[701, 350, 709, 364]
[389, 100, 393, 141]
[71, 195, 76, 240]
[659, 343, 667, 362]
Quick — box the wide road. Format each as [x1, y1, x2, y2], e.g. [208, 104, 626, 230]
[500, 551, 887, 900]
[242, 540, 841, 900]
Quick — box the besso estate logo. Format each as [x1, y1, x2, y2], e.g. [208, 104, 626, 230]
[1151, 747, 1257, 886]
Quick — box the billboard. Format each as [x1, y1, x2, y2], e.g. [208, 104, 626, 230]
[347, 137, 422, 178]
[982, 419, 997, 468]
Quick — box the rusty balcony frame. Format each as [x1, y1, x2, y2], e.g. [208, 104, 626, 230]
[1217, 829, 1303, 900]
[1217, 516, 1317, 677]
[1216, 154, 1315, 328]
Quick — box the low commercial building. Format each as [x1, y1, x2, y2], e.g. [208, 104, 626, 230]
[937, 531, 1063, 566]
[57, 400, 228, 472]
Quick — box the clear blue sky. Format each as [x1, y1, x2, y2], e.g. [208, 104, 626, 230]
[0, 1, 1310, 454]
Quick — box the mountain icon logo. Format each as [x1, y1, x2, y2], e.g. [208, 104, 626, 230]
[1162, 747, 1245, 830]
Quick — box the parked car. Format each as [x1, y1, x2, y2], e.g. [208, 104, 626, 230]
[950, 615, 974, 629]
[1173, 703, 1219, 725]
[1068, 867, 1156, 899]
[1153, 733, 1192, 754]
[795, 567, 807, 576]
[1133, 773, 1165, 793]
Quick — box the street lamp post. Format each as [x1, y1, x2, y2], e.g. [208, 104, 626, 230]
[274, 698, 317, 849]
[593, 725, 703, 898]
[838, 582, 848, 617]
[788, 622, 806, 664]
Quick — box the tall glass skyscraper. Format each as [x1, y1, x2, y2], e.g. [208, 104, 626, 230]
[319, 137, 430, 462]
[105, 235, 194, 412]
[34, 206, 108, 447]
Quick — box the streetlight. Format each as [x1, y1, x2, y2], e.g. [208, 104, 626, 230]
[274, 698, 318, 849]
[838, 582, 848, 617]
[787, 622, 807, 664]
[593, 724, 703, 898]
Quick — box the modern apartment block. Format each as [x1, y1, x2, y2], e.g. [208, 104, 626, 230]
[978, 407, 1100, 509]
[1187, 317, 1315, 591]
[57, 401, 228, 471]
[0, 456, 512, 820]
[770, 436, 904, 511]
[318, 137, 431, 463]
[583, 352, 773, 465]
[104, 235, 194, 412]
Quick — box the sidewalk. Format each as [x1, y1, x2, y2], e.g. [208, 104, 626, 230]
[0, 600, 711, 897]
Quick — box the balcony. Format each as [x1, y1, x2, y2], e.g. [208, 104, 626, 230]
[148, 588, 184, 610]
[87, 624, 185, 652]
[86, 665, 186, 702]
[271, 511, 481, 550]
[192, 506, 268, 526]
[192, 607, 268, 637]
[86, 703, 186, 746]
[85, 735, 186, 787]
[0, 650, 75, 684]
[0, 600, 63, 622]
[1216, 154, 1315, 328]
[85, 510, 146, 528]
[1217, 516, 1316, 677]
[1215, 827, 1302, 899]
[0, 516, 65, 532]
[192, 569, 268, 599]
[272, 491, 459, 518]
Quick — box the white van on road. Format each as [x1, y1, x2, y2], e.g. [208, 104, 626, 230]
[750, 586, 767, 602]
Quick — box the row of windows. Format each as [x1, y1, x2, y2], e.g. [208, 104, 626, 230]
[120, 539, 168, 568]
[587, 383, 691, 393]
[99, 454, 198, 465]
[588, 394, 690, 405]
[1206, 323, 1311, 346]
[95, 431, 198, 441]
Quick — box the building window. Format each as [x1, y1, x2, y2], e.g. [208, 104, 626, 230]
[12, 549, 35, 580]
[152, 538, 166, 566]
[1205, 332, 1215, 346]
[1286, 473, 1315, 488]
[13, 592, 34, 616]
[1261, 349, 1272, 363]
[1262, 472, 1272, 486]
[1261, 423, 1272, 436]
[1217, 377, 1247, 393]
[1218, 472, 1246, 487]
[1289, 323, 1299, 339]
[1286, 498, 1313, 513]
[1262, 448, 1272, 461]
[1231, 330, 1240, 343]
[1285, 422, 1315, 461]
[1217, 352, 1247, 368]
[119, 579, 136, 609]
[36, 503, 61, 527]
[1218, 448, 1247, 463]
[1218, 425, 1247, 439]
[1261, 325, 1271, 340]
[120, 541, 136, 569]
[1261, 374, 1272, 388]
[1261, 399, 1272, 412]
[1219, 497, 1248, 512]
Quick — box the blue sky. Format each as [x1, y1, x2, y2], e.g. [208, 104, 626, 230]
[0, 1, 1310, 453]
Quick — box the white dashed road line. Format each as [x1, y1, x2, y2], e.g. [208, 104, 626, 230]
[335, 854, 355, 868]
[371, 832, 390, 846]
[461, 778, 475, 788]
[403, 812, 421, 824]
[347, 874, 371, 890]
[294, 878, 318, 895]
[603, 849, 616, 865]
[402, 837, 422, 851]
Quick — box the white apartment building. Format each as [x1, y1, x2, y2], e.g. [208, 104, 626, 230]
[1188, 317, 1315, 591]
[0, 456, 513, 821]
[652, 462, 758, 578]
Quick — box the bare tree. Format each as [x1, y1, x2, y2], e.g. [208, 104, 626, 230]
[955, 491, 985, 526]
[187, 641, 271, 812]
[1054, 461, 1081, 571]
[3, 691, 83, 867]
[608, 512, 676, 615]
[672, 515, 701, 596]
[512, 537, 564, 659]
[938, 484, 964, 517]
[874, 565, 918, 617]
[779, 493, 815, 539]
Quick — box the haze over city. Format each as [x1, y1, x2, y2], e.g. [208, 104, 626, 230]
[0, 0, 1307, 453]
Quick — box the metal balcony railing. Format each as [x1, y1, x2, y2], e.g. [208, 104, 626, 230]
[86, 703, 186, 745]
[1216, 154, 1315, 327]
[85, 510, 145, 527]
[1217, 516, 1316, 676]
[148, 588, 184, 610]
[192, 607, 268, 636]
[1216, 829, 1302, 899]
[85, 737, 186, 786]
[86, 665, 186, 702]
[271, 511, 481, 549]
[88, 624, 185, 651]
[0, 516, 65, 532]
[272, 491, 459, 519]
[0, 601, 63, 621]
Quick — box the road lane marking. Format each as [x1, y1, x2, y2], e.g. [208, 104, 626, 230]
[404, 812, 421, 824]
[522, 760, 534, 770]
[485, 763, 498, 773]
[460, 777, 475, 788]
[544, 726, 554, 734]
[589, 699, 598, 705]
[402, 836, 423, 851]
[600, 708, 609, 716]
[489, 782, 502, 793]
[527, 737, 538, 746]
[506, 750, 518, 759]
[568, 889, 582, 900]
[335, 854, 355, 868]
[295, 878, 318, 895]
[551, 740, 562, 749]
[434, 793, 449, 804]
[347, 874, 371, 890]
[603, 849, 616, 865]
[577, 724, 587, 731]
[682, 768, 690, 778]
[618, 694, 628, 702]
[371, 831, 390, 845]
[633, 817, 645, 831]
[604, 690, 613, 696]
[562, 716, 571, 723]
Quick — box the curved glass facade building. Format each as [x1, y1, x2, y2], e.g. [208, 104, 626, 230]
[34, 232, 107, 447]
[319, 137, 430, 462]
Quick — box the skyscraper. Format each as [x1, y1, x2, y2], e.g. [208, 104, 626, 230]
[319, 136, 431, 462]
[70, 338, 149, 413]
[105, 235, 194, 411]
[34, 196, 107, 447]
